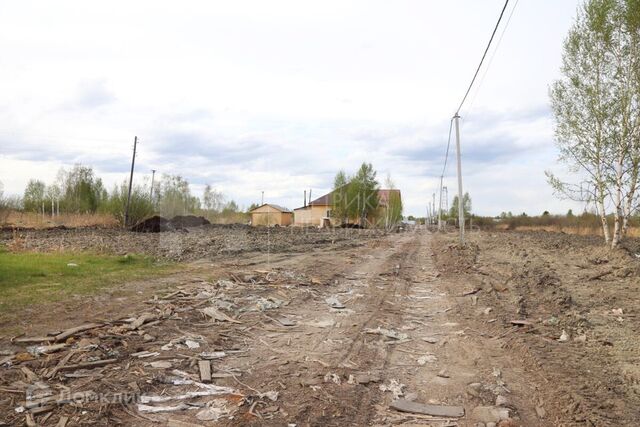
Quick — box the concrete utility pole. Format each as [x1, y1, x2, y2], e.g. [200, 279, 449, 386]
[432, 193, 436, 226]
[438, 177, 444, 230]
[454, 114, 464, 244]
[261, 191, 264, 205]
[124, 136, 138, 227]
[150, 169, 156, 202]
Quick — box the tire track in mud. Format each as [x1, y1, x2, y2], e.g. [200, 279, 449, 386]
[336, 233, 422, 369]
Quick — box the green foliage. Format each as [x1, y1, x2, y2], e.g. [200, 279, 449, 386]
[449, 192, 472, 217]
[100, 181, 154, 226]
[157, 174, 201, 218]
[202, 184, 224, 212]
[222, 200, 239, 214]
[331, 170, 350, 223]
[381, 174, 402, 228]
[548, 0, 640, 247]
[348, 162, 379, 225]
[60, 165, 106, 213]
[23, 179, 46, 212]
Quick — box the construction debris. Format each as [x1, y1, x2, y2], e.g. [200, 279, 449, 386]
[325, 295, 345, 309]
[379, 379, 405, 399]
[390, 398, 465, 418]
[364, 327, 409, 340]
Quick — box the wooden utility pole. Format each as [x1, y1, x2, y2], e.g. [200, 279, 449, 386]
[124, 136, 138, 227]
[149, 169, 156, 202]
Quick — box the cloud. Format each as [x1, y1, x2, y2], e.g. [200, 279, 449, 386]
[64, 79, 116, 111]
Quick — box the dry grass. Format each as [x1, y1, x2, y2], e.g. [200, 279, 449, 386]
[495, 223, 640, 237]
[2, 211, 118, 229]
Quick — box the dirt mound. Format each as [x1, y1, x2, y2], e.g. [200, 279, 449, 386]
[170, 215, 210, 228]
[130, 215, 174, 233]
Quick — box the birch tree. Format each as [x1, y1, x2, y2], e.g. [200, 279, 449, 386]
[548, 0, 640, 248]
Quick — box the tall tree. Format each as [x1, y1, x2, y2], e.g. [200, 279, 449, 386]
[100, 181, 154, 226]
[548, 0, 640, 248]
[157, 175, 200, 217]
[349, 162, 379, 226]
[449, 192, 472, 218]
[382, 174, 403, 228]
[203, 184, 224, 213]
[61, 165, 104, 213]
[331, 170, 350, 224]
[23, 179, 46, 212]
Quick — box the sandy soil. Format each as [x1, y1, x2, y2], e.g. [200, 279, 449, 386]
[1, 229, 638, 426]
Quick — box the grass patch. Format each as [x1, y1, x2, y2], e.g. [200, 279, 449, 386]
[0, 251, 179, 313]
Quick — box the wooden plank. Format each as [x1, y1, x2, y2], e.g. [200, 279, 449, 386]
[390, 399, 464, 418]
[56, 416, 69, 427]
[14, 336, 53, 344]
[55, 323, 102, 342]
[58, 358, 117, 372]
[167, 420, 204, 427]
[198, 360, 211, 383]
[46, 350, 77, 379]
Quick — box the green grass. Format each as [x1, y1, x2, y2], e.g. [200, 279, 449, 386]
[0, 249, 179, 313]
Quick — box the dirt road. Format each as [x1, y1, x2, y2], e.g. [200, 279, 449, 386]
[2, 229, 638, 426]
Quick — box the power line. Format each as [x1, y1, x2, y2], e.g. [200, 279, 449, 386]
[437, 0, 511, 237]
[455, 0, 510, 115]
[440, 118, 455, 178]
[462, 0, 519, 121]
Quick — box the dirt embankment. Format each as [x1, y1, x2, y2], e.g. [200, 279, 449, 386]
[433, 230, 640, 426]
[1, 225, 384, 261]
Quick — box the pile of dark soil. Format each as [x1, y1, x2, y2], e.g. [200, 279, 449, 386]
[131, 215, 211, 233]
[170, 215, 210, 228]
[130, 215, 174, 233]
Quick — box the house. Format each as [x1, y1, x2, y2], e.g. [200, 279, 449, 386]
[293, 193, 333, 227]
[249, 204, 293, 226]
[293, 189, 401, 227]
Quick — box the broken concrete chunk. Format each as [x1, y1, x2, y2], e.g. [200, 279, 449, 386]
[379, 379, 405, 399]
[200, 306, 242, 323]
[276, 317, 296, 327]
[391, 399, 464, 418]
[471, 406, 510, 423]
[364, 327, 408, 340]
[559, 330, 569, 342]
[325, 296, 345, 309]
[417, 354, 437, 365]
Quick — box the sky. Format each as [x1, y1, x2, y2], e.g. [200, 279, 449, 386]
[0, 0, 585, 217]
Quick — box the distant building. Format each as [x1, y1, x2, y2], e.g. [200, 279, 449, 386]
[293, 189, 401, 228]
[249, 204, 293, 226]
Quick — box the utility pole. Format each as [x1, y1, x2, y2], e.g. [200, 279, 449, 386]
[454, 114, 464, 244]
[150, 169, 156, 202]
[124, 136, 138, 227]
[432, 193, 436, 226]
[261, 191, 264, 205]
[438, 177, 444, 230]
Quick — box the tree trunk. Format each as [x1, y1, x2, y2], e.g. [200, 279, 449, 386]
[597, 190, 610, 244]
[611, 158, 625, 249]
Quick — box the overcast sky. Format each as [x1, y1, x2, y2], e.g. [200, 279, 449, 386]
[0, 0, 585, 216]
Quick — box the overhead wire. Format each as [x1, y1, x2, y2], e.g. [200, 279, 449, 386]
[461, 0, 519, 123]
[455, 0, 510, 116]
[437, 0, 511, 224]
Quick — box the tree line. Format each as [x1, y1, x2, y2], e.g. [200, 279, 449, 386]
[7, 164, 244, 226]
